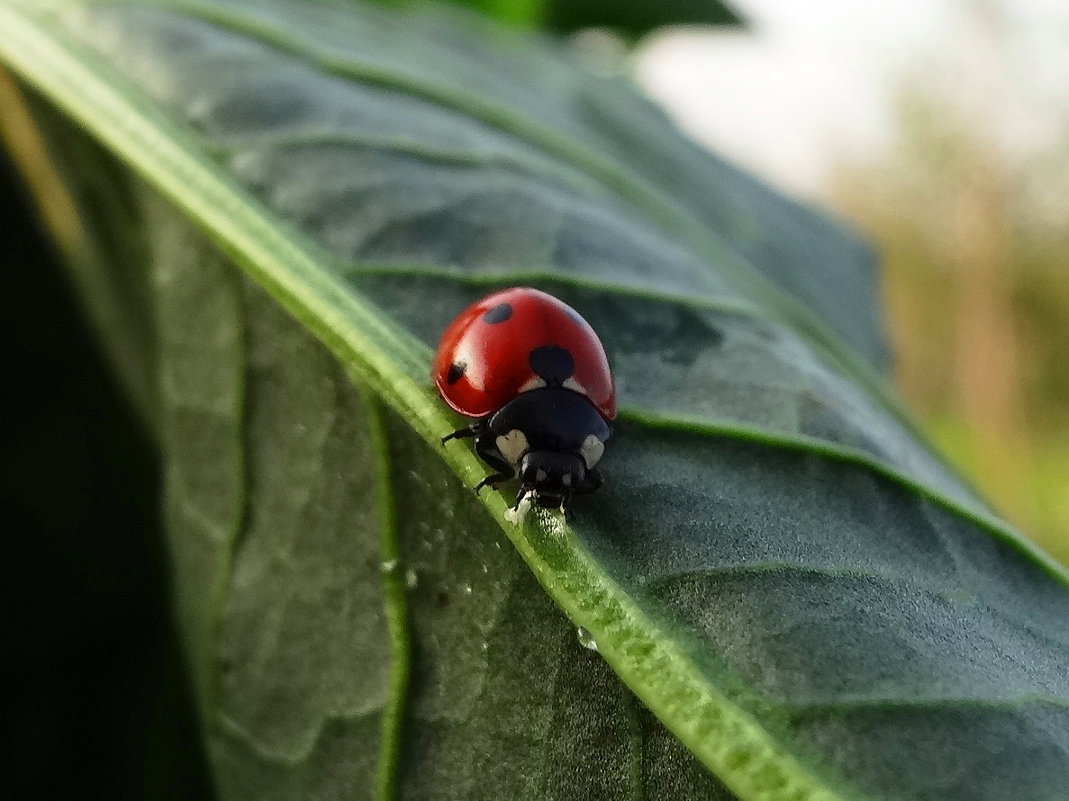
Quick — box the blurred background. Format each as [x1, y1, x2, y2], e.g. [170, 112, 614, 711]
[633, 0, 1069, 565]
[1, 1, 1065, 799]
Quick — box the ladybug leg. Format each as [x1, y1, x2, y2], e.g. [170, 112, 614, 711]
[572, 467, 603, 495]
[560, 492, 575, 521]
[474, 473, 514, 495]
[472, 434, 515, 495]
[440, 424, 478, 445]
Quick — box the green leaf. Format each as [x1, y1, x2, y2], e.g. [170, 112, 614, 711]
[1, 1, 1067, 800]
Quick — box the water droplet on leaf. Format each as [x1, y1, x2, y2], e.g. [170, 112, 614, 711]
[576, 627, 598, 651]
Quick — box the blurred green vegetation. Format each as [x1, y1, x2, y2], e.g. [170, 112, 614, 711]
[371, 0, 741, 35]
[830, 86, 1069, 567]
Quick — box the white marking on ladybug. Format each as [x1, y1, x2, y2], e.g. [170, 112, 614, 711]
[580, 434, 604, 469]
[496, 429, 529, 464]
[561, 473, 572, 487]
[535, 468, 548, 483]
[519, 376, 547, 393]
[451, 344, 480, 389]
[563, 377, 586, 395]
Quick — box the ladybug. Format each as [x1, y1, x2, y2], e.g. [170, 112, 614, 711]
[434, 287, 615, 517]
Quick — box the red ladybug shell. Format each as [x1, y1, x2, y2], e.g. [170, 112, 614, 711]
[433, 288, 616, 421]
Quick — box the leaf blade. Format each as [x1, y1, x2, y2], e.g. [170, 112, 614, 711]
[3, 2, 1068, 800]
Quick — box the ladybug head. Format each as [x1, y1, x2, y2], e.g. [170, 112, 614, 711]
[518, 450, 586, 510]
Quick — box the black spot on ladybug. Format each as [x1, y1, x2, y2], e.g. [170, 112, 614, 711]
[447, 361, 466, 384]
[529, 345, 574, 385]
[483, 303, 513, 324]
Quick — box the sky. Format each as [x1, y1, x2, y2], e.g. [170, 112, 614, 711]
[633, 0, 1069, 199]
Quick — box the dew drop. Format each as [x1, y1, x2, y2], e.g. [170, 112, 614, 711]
[404, 568, 418, 589]
[576, 626, 598, 651]
[380, 558, 399, 575]
[463, 583, 473, 595]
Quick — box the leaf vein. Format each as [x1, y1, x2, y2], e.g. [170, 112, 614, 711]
[365, 394, 411, 801]
[780, 695, 1069, 716]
